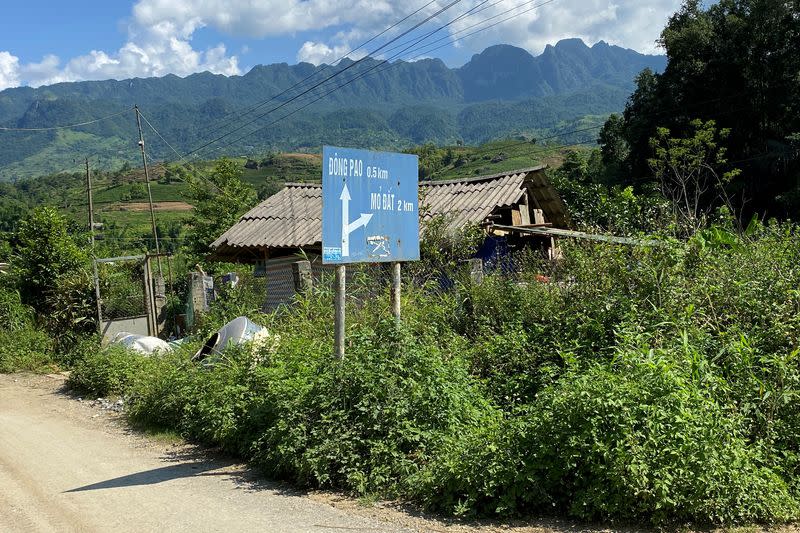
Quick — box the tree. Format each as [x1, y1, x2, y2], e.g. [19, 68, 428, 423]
[12, 207, 94, 347]
[605, 0, 800, 217]
[648, 119, 740, 234]
[185, 158, 257, 261]
[550, 149, 670, 234]
[597, 113, 630, 184]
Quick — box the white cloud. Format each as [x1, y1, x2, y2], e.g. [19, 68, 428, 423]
[297, 0, 682, 65]
[0, 52, 20, 90]
[297, 41, 368, 65]
[450, 0, 682, 57]
[132, 0, 395, 38]
[1, 0, 680, 89]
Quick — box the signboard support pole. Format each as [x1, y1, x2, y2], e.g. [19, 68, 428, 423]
[334, 265, 346, 359]
[391, 262, 401, 323]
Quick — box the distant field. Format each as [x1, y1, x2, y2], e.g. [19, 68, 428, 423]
[105, 201, 193, 212]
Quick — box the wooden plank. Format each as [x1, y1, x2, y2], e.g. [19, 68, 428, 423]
[520, 206, 531, 225]
[511, 209, 522, 226]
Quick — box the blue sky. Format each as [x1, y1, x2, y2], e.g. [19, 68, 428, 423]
[0, 0, 682, 90]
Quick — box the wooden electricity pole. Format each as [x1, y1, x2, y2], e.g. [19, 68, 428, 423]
[134, 105, 162, 273]
[86, 158, 103, 334]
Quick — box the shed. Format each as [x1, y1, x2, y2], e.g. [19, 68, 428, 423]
[212, 165, 568, 262]
[211, 166, 568, 309]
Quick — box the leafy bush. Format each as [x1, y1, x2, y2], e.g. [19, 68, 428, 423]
[61, 221, 800, 526]
[0, 286, 33, 330]
[68, 345, 152, 396]
[247, 320, 490, 495]
[10, 207, 94, 351]
[0, 285, 55, 373]
[125, 347, 199, 431]
[0, 328, 55, 373]
[415, 347, 798, 525]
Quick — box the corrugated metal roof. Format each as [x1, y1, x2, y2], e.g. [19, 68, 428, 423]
[211, 167, 567, 259]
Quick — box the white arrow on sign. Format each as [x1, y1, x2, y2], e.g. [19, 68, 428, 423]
[340, 184, 373, 257]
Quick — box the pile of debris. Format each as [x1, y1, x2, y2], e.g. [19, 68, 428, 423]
[82, 397, 125, 413]
[110, 316, 270, 365]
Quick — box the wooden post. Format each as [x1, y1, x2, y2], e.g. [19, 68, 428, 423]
[391, 262, 401, 323]
[143, 255, 156, 337]
[292, 260, 313, 293]
[153, 271, 166, 335]
[87, 158, 103, 335]
[135, 105, 162, 274]
[467, 258, 484, 285]
[334, 265, 346, 360]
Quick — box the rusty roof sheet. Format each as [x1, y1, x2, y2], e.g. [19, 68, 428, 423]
[211, 166, 566, 258]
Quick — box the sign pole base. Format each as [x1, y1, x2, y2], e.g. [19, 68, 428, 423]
[334, 265, 346, 359]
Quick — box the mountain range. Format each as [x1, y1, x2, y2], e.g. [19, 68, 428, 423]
[0, 39, 666, 180]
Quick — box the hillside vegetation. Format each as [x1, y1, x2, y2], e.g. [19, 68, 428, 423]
[0, 39, 664, 180]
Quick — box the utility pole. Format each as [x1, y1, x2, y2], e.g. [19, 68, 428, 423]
[134, 104, 162, 273]
[86, 158, 103, 335]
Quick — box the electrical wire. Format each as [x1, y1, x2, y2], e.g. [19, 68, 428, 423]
[206, 0, 500, 157]
[120, 0, 559, 168]
[382, 0, 550, 57]
[0, 108, 131, 132]
[193, 0, 443, 144]
[181, 0, 466, 159]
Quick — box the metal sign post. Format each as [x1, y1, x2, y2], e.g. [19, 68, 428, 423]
[391, 262, 401, 323]
[322, 146, 420, 358]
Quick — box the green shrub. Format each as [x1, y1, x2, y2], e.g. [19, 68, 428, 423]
[0, 286, 34, 331]
[68, 345, 152, 396]
[0, 327, 55, 373]
[246, 320, 491, 495]
[125, 348, 198, 431]
[415, 347, 799, 525]
[53, 221, 800, 526]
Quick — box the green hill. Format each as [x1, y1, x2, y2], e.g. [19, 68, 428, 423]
[0, 39, 664, 181]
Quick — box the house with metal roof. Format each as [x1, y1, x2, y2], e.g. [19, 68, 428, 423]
[211, 166, 568, 309]
[212, 166, 568, 262]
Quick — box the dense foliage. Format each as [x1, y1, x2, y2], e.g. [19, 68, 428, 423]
[65, 219, 800, 526]
[4, 2, 800, 524]
[184, 158, 257, 261]
[602, 0, 800, 218]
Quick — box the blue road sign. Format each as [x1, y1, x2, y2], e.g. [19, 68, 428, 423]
[322, 146, 419, 264]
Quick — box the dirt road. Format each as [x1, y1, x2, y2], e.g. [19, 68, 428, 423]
[0, 374, 415, 533]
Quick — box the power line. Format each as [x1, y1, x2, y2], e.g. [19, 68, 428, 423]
[181, 0, 467, 160]
[193, 0, 442, 145]
[381, 0, 548, 56]
[209, 0, 557, 153]
[244, 0, 558, 132]
[207, 0, 499, 157]
[121, 0, 559, 169]
[410, 0, 559, 58]
[137, 110, 244, 206]
[0, 108, 131, 132]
